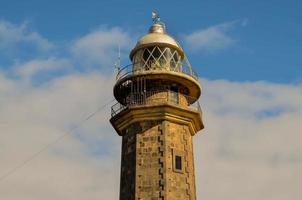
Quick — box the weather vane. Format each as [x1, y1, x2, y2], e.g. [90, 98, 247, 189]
[152, 11, 161, 24]
[151, 11, 166, 30]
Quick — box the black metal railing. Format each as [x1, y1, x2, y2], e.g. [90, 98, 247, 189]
[111, 90, 202, 117]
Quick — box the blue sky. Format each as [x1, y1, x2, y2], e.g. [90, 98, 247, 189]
[0, 0, 301, 83]
[0, 1, 302, 200]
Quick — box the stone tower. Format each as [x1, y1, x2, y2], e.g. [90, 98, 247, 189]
[110, 14, 204, 200]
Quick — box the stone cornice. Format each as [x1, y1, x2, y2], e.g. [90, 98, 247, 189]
[110, 103, 204, 136]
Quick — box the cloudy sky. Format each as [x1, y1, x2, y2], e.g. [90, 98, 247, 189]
[0, 0, 301, 199]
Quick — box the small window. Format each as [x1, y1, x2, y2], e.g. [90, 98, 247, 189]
[175, 155, 182, 170]
[153, 46, 161, 58]
[172, 149, 184, 173]
[143, 48, 151, 62]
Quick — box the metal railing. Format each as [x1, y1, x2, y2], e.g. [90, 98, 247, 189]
[116, 62, 198, 81]
[111, 90, 202, 117]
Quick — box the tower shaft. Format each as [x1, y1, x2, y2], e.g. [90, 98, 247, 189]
[120, 120, 196, 200]
[110, 16, 204, 200]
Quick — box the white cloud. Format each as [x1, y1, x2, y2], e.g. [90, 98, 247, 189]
[13, 57, 71, 81]
[0, 71, 119, 200]
[0, 73, 15, 94]
[195, 79, 302, 200]
[71, 27, 133, 67]
[1, 71, 302, 200]
[183, 20, 246, 53]
[0, 19, 301, 200]
[0, 20, 54, 52]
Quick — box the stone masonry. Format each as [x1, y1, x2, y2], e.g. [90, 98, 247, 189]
[110, 18, 204, 200]
[119, 120, 196, 200]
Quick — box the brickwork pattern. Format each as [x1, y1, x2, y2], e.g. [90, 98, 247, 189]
[136, 121, 162, 200]
[119, 120, 196, 200]
[120, 123, 140, 200]
[165, 122, 196, 200]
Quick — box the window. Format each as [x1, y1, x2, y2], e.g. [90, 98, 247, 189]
[143, 48, 151, 62]
[175, 155, 182, 170]
[141, 46, 180, 70]
[172, 149, 184, 173]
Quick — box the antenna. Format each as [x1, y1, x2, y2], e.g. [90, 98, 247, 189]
[118, 45, 121, 67]
[114, 45, 121, 71]
[114, 45, 121, 80]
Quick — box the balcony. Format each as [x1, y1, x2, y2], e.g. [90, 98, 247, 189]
[111, 90, 202, 118]
[115, 61, 198, 82]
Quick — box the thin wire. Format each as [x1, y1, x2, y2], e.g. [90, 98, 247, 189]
[0, 98, 115, 182]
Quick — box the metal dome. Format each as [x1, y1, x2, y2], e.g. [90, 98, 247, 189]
[129, 23, 184, 60]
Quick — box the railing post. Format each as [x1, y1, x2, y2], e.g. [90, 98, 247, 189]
[111, 90, 199, 118]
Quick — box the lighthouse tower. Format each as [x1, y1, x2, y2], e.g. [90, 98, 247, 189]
[110, 13, 204, 200]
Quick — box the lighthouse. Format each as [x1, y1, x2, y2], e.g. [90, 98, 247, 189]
[110, 13, 204, 200]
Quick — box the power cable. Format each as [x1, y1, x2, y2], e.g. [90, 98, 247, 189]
[0, 98, 115, 182]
